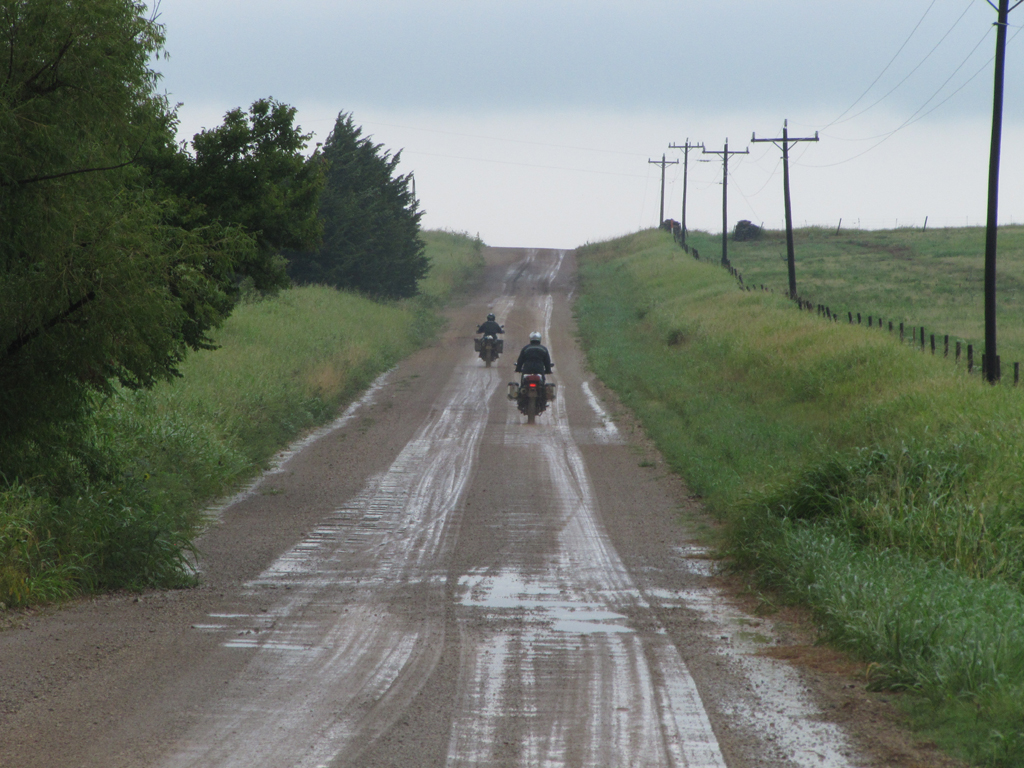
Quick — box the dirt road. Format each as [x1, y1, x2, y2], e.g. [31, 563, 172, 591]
[1, 249, 940, 767]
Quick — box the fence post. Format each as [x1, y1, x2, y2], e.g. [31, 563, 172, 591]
[868, 316, 872, 327]
[889, 320, 893, 333]
[930, 334, 935, 355]
[920, 327, 925, 352]
[944, 335, 949, 357]
[900, 322, 904, 342]
[969, 344, 974, 373]
[956, 341, 962, 363]
[848, 312, 853, 324]
[1015, 362, 1019, 385]
[857, 313, 862, 324]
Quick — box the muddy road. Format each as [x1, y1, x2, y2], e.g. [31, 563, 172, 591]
[2, 249, 936, 767]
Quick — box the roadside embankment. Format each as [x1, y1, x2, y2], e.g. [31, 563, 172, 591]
[0, 230, 483, 609]
[574, 228, 1024, 768]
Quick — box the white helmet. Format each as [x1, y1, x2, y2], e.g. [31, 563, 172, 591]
[529, 331, 542, 343]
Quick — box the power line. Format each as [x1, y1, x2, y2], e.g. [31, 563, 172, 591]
[832, 0, 976, 126]
[752, 120, 820, 299]
[703, 140, 749, 265]
[668, 139, 704, 247]
[801, 24, 1009, 169]
[826, 0, 941, 127]
[648, 154, 679, 226]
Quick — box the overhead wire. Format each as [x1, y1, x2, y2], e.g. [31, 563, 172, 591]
[727, 170, 762, 222]
[824, 0, 940, 128]
[800, 22, 1016, 169]
[832, 0, 976, 126]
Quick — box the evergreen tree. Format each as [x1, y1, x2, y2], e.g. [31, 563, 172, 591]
[287, 113, 427, 299]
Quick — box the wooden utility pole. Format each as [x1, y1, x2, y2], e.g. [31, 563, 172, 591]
[702, 140, 748, 266]
[648, 153, 678, 227]
[751, 119, 819, 300]
[983, 0, 1020, 383]
[668, 139, 703, 248]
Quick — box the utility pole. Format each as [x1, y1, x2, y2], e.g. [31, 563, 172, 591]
[702, 139, 748, 266]
[648, 153, 678, 227]
[751, 119, 819, 300]
[983, 0, 1020, 383]
[668, 139, 703, 248]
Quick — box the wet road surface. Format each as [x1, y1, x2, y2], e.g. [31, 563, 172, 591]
[0, 248, 871, 768]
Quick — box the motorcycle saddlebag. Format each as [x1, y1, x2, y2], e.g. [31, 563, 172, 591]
[495, 339, 504, 353]
[474, 337, 483, 352]
[545, 382, 557, 400]
[507, 382, 520, 400]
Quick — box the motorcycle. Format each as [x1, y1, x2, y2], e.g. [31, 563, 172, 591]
[474, 334, 503, 367]
[507, 373, 556, 424]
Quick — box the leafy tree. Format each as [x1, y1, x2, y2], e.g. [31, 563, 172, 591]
[156, 99, 325, 293]
[0, 2, 321, 466]
[287, 113, 427, 299]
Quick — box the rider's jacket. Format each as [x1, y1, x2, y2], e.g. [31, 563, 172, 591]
[477, 320, 503, 336]
[515, 343, 552, 374]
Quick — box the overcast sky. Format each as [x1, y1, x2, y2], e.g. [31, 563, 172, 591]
[154, 1, 1024, 248]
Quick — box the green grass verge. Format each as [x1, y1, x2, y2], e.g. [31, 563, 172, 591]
[575, 228, 1024, 767]
[0, 230, 484, 608]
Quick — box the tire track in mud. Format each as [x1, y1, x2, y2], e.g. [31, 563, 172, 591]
[446, 276, 726, 768]
[160, 361, 504, 768]
[155, 259, 532, 768]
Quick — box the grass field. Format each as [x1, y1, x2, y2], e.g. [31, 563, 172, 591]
[0, 230, 484, 609]
[687, 224, 1024, 369]
[574, 227, 1024, 767]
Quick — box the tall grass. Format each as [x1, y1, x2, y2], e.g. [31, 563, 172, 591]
[575, 228, 1024, 767]
[418, 229, 485, 304]
[0, 230, 483, 608]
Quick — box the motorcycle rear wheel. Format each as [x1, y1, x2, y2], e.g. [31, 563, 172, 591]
[526, 397, 537, 424]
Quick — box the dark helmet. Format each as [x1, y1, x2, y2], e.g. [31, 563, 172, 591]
[487, 313, 495, 321]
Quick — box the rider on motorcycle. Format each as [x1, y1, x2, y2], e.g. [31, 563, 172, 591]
[477, 313, 504, 336]
[515, 332, 553, 376]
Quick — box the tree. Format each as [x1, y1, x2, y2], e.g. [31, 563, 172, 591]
[0, 2, 319, 461]
[287, 113, 427, 299]
[161, 99, 325, 293]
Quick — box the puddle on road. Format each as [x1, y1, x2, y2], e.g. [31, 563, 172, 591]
[580, 380, 624, 444]
[458, 571, 634, 634]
